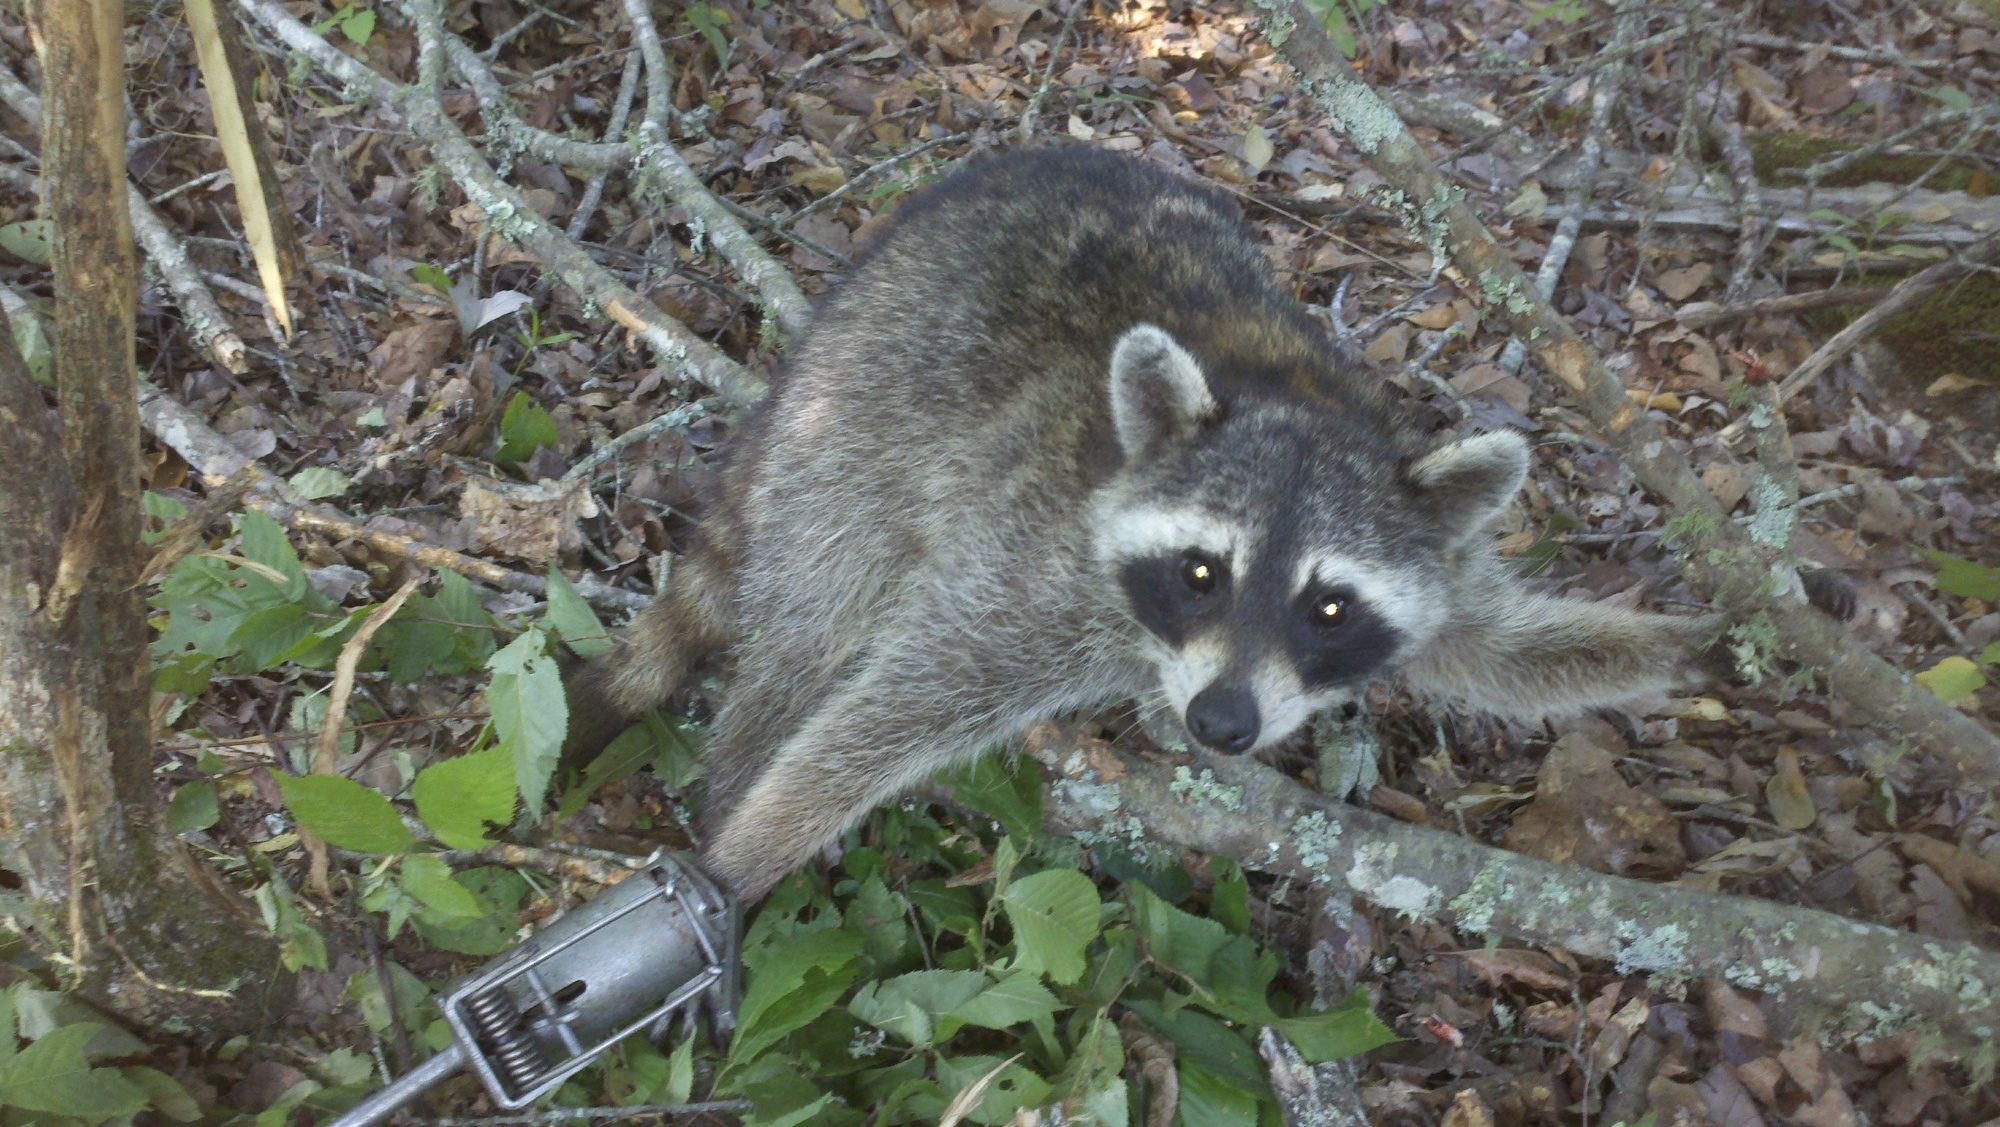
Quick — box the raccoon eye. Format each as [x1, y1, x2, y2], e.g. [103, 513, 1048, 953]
[1179, 552, 1222, 595]
[1312, 594, 1347, 627]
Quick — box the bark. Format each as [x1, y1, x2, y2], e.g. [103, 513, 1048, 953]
[0, 0, 286, 1034]
[1031, 730, 2000, 1050]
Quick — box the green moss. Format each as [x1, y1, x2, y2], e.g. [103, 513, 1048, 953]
[1802, 273, 2000, 391]
[1748, 131, 1988, 192]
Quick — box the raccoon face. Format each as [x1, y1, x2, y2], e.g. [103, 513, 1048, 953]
[1092, 325, 1529, 755]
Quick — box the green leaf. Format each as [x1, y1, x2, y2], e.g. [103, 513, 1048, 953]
[1176, 1058, 1263, 1125]
[1269, 987, 1398, 1062]
[408, 866, 528, 956]
[288, 466, 353, 500]
[933, 1055, 1052, 1127]
[1917, 549, 2000, 602]
[544, 568, 611, 657]
[944, 753, 1042, 839]
[1980, 640, 2000, 666]
[0, 1024, 150, 1120]
[1916, 655, 1986, 703]
[165, 781, 220, 835]
[0, 220, 51, 265]
[399, 855, 484, 920]
[409, 263, 452, 295]
[237, 509, 308, 599]
[274, 773, 415, 854]
[1127, 881, 1233, 986]
[950, 971, 1061, 1031]
[727, 929, 864, 1069]
[1120, 1002, 1269, 1096]
[338, 6, 376, 43]
[412, 747, 515, 848]
[486, 628, 566, 813]
[495, 391, 558, 467]
[849, 969, 988, 1047]
[998, 869, 1099, 985]
[1207, 856, 1249, 934]
[122, 1065, 202, 1123]
[5, 289, 51, 386]
[683, 1, 733, 69]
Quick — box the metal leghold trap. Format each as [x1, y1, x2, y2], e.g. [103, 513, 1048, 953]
[328, 852, 739, 1127]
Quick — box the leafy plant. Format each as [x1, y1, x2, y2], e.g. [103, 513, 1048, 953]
[495, 391, 559, 468]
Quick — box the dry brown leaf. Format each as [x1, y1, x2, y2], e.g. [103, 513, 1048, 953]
[1702, 979, 1769, 1043]
[1454, 948, 1571, 993]
[1656, 263, 1714, 302]
[1925, 372, 1986, 395]
[1504, 732, 1686, 874]
[1439, 1088, 1494, 1127]
[459, 476, 596, 565]
[1702, 462, 1752, 512]
[1765, 746, 1817, 830]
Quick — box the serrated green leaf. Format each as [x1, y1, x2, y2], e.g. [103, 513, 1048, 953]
[237, 509, 308, 599]
[1270, 987, 1398, 1062]
[998, 869, 1099, 985]
[274, 773, 414, 854]
[944, 753, 1042, 840]
[1120, 1001, 1268, 1096]
[950, 971, 1060, 1031]
[495, 391, 558, 467]
[411, 747, 515, 848]
[288, 466, 353, 500]
[1917, 549, 2000, 602]
[934, 1054, 1052, 1127]
[1916, 655, 1986, 703]
[486, 629, 566, 813]
[727, 929, 864, 1069]
[338, 7, 376, 43]
[850, 969, 988, 1047]
[165, 781, 220, 836]
[1176, 1058, 1262, 1125]
[0, 1024, 150, 1119]
[399, 855, 484, 920]
[544, 568, 611, 658]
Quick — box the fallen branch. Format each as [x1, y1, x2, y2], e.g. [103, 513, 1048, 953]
[1777, 231, 2000, 402]
[237, 0, 765, 407]
[136, 384, 645, 614]
[1252, 0, 2000, 785]
[0, 65, 250, 375]
[1674, 286, 1882, 330]
[1031, 728, 2000, 1050]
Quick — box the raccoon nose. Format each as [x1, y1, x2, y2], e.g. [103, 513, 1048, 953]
[1186, 685, 1259, 754]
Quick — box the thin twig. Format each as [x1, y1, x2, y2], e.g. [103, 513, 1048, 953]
[1019, 0, 1087, 143]
[1674, 286, 1881, 329]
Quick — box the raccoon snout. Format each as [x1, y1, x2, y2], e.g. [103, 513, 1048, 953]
[1185, 684, 1259, 754]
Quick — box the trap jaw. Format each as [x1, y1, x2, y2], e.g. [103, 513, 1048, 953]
[329, 852, 739, 1127]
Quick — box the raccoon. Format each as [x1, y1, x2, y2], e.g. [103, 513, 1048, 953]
[566, 147, 1718, 901]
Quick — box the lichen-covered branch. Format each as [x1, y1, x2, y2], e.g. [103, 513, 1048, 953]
[1030, 730, 2000, 1055]
[1251, 0, 2000, 787]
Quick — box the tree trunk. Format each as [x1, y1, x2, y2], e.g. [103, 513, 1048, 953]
[0, 0, 286, 1034]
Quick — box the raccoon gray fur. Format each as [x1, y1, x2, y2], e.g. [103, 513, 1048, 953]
[566, 147, 1719, 901]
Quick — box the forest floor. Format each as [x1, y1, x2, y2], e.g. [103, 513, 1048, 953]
[4, 0, 1999, 1124]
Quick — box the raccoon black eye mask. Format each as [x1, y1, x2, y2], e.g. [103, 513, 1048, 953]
[564, 147, 1723, 901]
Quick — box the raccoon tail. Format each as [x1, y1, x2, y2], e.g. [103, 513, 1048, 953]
[560, 530, 740, 770]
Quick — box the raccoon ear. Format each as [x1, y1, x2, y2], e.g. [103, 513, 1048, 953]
[1109, 324, 1218, 457]
[1408, 431, 1530, 545]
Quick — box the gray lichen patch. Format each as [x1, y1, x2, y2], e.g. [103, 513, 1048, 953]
[1346, 842, 1442, 918]
[1169, 765, 1244, 811]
